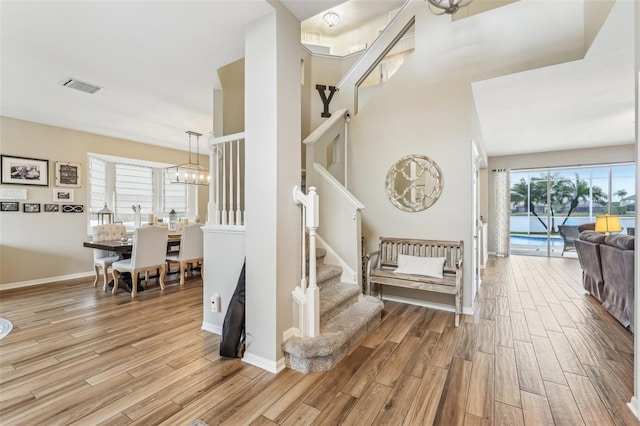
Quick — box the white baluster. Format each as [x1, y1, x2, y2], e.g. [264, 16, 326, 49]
[236, 139, 242, 225]
[229, 140, 235, 225]
[222, 142, 227, 225]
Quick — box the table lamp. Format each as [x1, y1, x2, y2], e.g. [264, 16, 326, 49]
[595, 215, 622, 235]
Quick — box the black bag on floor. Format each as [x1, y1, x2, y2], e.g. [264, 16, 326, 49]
[220, 261, 246, 358]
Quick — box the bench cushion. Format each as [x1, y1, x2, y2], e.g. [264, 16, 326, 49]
[394, 254, 446, 278]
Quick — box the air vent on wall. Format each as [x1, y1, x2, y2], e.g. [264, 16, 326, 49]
[60, 78, 103, 94]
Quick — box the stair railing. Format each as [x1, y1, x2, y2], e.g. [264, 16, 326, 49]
[304, 107, 365, 288]
[336, 0, 416, 116]
[292, 185, 320, 338]
[207, 132, 245, 227]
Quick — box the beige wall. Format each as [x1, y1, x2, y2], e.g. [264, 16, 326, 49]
[0, 116, 208, 287]
[486, 144, 636, 254]
[218, 59, 245, 135]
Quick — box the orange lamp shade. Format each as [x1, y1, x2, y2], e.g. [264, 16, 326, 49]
[595, 215, 622, 234]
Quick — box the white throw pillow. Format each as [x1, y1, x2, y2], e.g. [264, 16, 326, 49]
[394, 255, 446, 279]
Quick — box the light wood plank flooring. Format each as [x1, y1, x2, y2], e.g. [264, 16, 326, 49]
[0, 255, 637, 425]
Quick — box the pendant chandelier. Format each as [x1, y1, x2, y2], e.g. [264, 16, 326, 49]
[166, 131, 210, 186]
[425, 0, 473, 15]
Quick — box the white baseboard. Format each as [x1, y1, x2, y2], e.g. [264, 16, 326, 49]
[283, 327, 300, 341]
[201, 321, 222, 335]
[0, 271, 94, 291]
[380, 294, 473, 315]
[242, 351, 286, 374]
[628, 396, 640, 419]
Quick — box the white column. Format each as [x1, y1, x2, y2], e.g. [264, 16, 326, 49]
[244, 3, 301, 371]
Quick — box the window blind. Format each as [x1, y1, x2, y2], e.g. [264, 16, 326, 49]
[163, 171, 187, 214]
[89, 156, 106, 212]
[114, 163, 153, 220]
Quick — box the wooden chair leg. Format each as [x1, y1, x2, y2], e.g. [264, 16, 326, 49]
[159, 265, 166, 289]
[103, 267, 110, 290]
[112, 270, 120, 294]
[131, 272, 139, 298]
[179, 262, 186, 285]
[93, 264, 100, 287]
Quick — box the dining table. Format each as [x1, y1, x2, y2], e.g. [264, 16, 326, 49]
[83, 234, 182, 253]
[83, 233, 182, 292]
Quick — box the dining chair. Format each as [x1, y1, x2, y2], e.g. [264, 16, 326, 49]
[92, 223, 127, 290]
[112, 225, 168, 297]
[166, 223, 204, 285]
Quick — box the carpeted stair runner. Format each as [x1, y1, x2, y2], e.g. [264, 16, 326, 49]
[282, 247, 383, 373]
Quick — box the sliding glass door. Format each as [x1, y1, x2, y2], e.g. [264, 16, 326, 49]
[509, 164, 635, 257]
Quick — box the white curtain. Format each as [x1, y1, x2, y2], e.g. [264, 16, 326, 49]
[493, 169, 510, 257]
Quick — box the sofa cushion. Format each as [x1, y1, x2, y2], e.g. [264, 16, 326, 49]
[579, 231, 606, 244]
[604, 234, 635, 250]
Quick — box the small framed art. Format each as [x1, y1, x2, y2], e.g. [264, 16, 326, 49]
[53, 188, 74, 202]
[62, 204, 84, 213]
[0, 201, 19, 212]
[55, 161, 81, 187]
[1, 155, 49, 186]
[23, 203, 40, 213]
[44, 203, 59, 212]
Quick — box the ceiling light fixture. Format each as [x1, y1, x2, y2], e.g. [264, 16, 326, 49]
[425, 0, 473, 15]
[166, 131, 210, 186]
[322, 11, 340, 28]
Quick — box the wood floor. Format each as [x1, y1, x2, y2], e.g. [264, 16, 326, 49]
[0, 255, 637, 425]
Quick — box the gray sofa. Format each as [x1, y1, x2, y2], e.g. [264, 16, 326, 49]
[575, 231, 635, 332]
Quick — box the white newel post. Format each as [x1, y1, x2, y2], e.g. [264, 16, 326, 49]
[292, 185, 320, 337]
[306, 187, 320, 337]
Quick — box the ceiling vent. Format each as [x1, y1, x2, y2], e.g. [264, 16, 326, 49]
[60, 78, 103, 94]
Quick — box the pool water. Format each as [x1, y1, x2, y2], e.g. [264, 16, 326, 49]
[510, 235, 564, 247]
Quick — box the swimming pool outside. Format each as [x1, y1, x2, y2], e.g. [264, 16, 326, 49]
[510, 235, 564, 247]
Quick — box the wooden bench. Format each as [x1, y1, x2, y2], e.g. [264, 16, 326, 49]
[366, 237, 464, 326]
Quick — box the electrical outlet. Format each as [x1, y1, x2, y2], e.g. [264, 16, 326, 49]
[211, 294, 221, 312]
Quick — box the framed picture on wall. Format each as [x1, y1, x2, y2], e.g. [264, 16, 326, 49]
[0, 201, 19, 212]
[55, 161, 81, 187]
[53, 188, 74, 202]
[23, 203, 40, 213]
[44, 203, 59, 212]
[0, 155, 49, 186]
[61, 204, 84, 213]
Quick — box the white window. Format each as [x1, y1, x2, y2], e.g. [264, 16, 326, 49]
[87, 154, 190, 232]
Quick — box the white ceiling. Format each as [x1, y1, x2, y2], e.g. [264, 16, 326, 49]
[472, 0, 635, 157]
[0, 0, 332, 151]
[0, 0, 636, 157]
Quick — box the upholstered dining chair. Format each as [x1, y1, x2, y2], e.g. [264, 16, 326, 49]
[112, 225, 168, 297]
[166, 223, 204, 285]
[92, 223, 127, 290]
